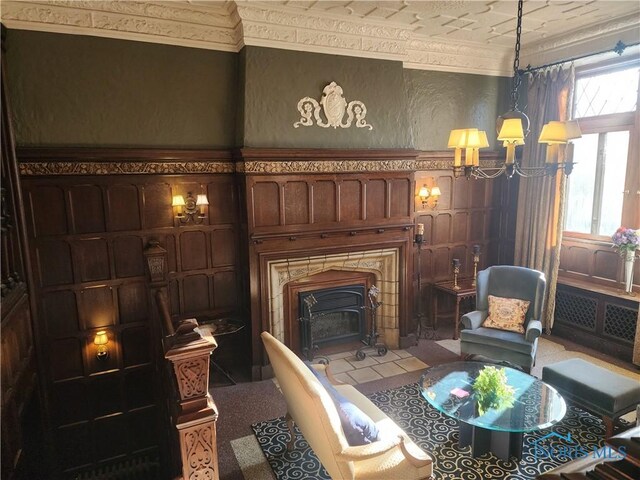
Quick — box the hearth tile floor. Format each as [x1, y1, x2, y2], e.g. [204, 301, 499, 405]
[272, 348, 428, 387]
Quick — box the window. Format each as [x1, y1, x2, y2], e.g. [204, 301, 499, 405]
[564, 62, 640, 237]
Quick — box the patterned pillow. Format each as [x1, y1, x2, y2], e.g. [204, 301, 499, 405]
[482, 295, 531, 334]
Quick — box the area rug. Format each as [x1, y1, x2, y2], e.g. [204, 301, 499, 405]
[252, 383, 607, 480]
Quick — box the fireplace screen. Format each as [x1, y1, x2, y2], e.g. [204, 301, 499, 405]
[299, 285, 366, 351]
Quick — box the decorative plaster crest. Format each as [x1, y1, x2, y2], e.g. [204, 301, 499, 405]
[294, 82, 373, 130]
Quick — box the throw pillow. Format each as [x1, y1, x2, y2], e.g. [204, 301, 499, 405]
[305, 363, 380, 446]
[482, 295, 530, 334]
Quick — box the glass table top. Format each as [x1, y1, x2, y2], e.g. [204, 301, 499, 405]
[419, 361, 566, 433]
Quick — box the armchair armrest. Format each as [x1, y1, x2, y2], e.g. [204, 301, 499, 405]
[525, 320, 543, 342]
[461, 310, 487, 330]
[338, 436, 432, 468]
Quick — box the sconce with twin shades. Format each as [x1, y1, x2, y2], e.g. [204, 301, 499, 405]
[418, 183, 441, 209]
[172, 192, 209, 224]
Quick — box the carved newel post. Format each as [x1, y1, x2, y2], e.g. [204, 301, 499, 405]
[165, 327, 219, 480]
[144, 241, 220, 480]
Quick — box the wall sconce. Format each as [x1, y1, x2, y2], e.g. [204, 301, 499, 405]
[172, 192, 209, 224]
[94, 330, 109, 360]
[418, 184, 441, 209]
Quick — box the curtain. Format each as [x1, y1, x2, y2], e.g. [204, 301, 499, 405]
[514, 66, 574, 332]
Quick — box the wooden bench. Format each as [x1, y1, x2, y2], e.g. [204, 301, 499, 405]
[542, 358, 640, 437]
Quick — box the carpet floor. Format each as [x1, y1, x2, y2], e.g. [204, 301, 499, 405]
[252, 383, 608, 480]
[216, 330, 638, 480]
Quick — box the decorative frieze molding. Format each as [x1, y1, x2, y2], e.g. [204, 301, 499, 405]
[19, 161, 235, 176]
[1, 0, 239, 52]
[2, 1, 637, 76]
[405, 37, 511, 77]
[520, 13, 640, 69]
[17, 148, 503, 176]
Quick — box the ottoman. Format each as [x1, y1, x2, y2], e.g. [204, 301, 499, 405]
[542, 358, 640, 437]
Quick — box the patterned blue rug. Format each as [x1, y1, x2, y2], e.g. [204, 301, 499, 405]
[252, 383, 607, 480]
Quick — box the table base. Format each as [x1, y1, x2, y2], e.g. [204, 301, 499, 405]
[459, 421, 523, 461]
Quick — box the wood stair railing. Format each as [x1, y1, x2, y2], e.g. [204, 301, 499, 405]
[144, 241, 220, 480]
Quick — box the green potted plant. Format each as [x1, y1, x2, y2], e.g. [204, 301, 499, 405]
[473, 366, 516, 415]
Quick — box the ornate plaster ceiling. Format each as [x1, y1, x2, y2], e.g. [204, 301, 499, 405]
[2, 0, 639, 76]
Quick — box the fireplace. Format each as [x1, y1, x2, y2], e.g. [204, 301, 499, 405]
[269, 249, 400, 358]
[299, 284, 366, 354]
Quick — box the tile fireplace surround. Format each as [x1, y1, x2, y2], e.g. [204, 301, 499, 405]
[267, 248, 401, 349]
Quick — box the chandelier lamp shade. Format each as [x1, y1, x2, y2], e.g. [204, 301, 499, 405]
[449, 0, 581, 179]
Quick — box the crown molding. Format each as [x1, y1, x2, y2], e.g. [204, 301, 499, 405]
[2, 1, 638, 76]
[521, 13, 640, 69]
[405, 36, 512, 77]
[1, 0, 240, 51]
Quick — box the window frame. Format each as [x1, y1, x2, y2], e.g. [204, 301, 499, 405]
[562, 60, 640, 241]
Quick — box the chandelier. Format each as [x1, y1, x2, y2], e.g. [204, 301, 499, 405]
[450, 0, 581, 179]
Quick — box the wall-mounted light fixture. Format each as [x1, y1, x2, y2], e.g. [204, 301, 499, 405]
[418, 183, 441, 209]
[172, 192, 209, 224]
[94, 330, 109, 360]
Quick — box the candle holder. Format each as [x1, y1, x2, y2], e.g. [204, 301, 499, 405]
[415, 232, 438, 340]
[472, 245, 481, 287]
[452, 259, 461, 290]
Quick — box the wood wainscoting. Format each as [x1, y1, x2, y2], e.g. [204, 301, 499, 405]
[236, 148, 516, 378]
[17, 148, 241, 477]
[560, 234, 639, 294]
[15, 146, 518, 471]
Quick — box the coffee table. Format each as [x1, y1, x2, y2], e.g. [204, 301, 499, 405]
[419, 361, 566, 461]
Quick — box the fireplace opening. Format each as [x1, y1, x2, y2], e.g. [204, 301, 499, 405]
[299, 285, 366, 352]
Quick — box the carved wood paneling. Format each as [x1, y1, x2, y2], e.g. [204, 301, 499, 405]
[18, 148, 240, 475]
[69, 185, 106, 233]
[1, 49, 38, 478]
[237, 149, 510, 375]
[340, 180, 362, 221]
[560, 235, 639, 293]
[313, 181, 337, 223]
[283, 181, 308, 225]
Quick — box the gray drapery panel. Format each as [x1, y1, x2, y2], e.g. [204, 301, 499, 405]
[514, 66, 574, 332]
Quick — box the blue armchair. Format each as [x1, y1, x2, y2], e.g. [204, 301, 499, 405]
[460, 266, 546, 373]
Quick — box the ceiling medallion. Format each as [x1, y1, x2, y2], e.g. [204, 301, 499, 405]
[294, 82, 373, 130]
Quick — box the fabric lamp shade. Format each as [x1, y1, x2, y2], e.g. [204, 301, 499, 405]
[538, 121, 569, 144]
[564, 120, 582, 139]
[172, 195, 186, 207]
[430, 186, 441, 197]
[196, 194, 209, 206]
[477, 131, 490, 148]
[418, 185, 429, 198]
[448, 129, 467, 148]
[94, 331, 108, 346]
[497, 118, 525, 142]
[463, 128, 481, 148]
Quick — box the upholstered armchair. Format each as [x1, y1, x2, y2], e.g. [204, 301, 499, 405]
[460, 265, 547, 373]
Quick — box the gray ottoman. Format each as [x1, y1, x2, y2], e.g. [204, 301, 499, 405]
[542, 358, 640, 437]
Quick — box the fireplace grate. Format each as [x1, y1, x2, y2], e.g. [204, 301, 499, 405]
[299, 284, 366, 354]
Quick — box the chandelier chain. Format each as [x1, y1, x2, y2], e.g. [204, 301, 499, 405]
[510, 0, 524, 109]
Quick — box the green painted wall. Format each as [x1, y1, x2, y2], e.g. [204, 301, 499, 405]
[5, 31, 509, 150]
[242, 47, 413, 148]
[405, 69, 511, 150]
[5, 30, 238, 147]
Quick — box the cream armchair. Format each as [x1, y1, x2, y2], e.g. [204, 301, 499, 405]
[261, 331, 433, 480]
